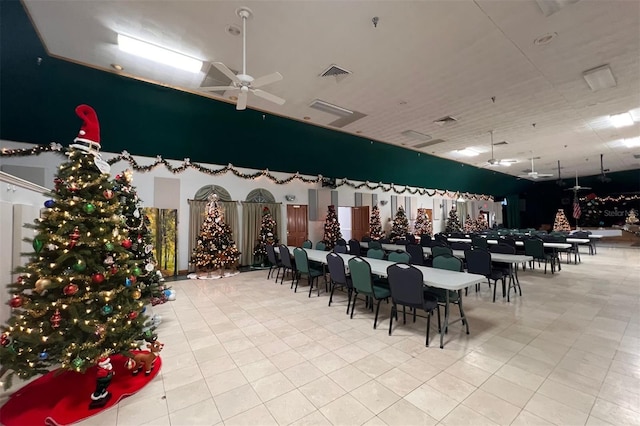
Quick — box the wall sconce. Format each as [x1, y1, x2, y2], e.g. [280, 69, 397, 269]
[285, 195, 296, 202]
[379, 200, 388, 206]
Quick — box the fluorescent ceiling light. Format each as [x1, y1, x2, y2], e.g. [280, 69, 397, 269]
[457, 148, 480, 157]
[309, 99, 353, 117]
[624, 137, 640, 148]
[582, 64, 616, 92]
[117, 34, 202, 73]
[609, 112, 635, 128]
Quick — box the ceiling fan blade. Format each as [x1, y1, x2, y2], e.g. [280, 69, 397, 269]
[537, 173, 554, 177]
[236, 90, 248, 110]
[212, 62, 241, 84]
[200, 85, 237, 92]
[251, 72, 283, 89]
[252, 89, 285, 105]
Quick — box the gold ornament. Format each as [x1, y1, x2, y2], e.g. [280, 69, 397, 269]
[132, 290, 141, 300]
[35, 278, 52, 294]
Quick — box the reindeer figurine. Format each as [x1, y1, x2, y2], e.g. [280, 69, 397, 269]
[131, 340, 164, 376]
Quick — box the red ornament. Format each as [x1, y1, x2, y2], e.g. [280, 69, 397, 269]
[50, 309, 62, 328]
[129, 275, 137, 284]
[121, 239, 132, 249]
[128, 311, 138, 320]
[0, 334, 9, 347]
[68, 183, 79, 192]
[109, 265, 118, 275]
[16, 276, 24, 284]
[63, 283, 79, 296]
[91, 273, 105, 284]
[9, 296, 22, 308]
[69, 227, 81, 248]
[53, 178, 62, 189]
[103, 189, 114, 200]
[587, 193, 597, 200]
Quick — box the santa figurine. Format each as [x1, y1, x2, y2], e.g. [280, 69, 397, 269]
[89, 355, 114, 408]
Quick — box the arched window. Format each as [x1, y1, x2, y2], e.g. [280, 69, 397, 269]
[193, 185, 232, 202]
[245, 188, 275, 203]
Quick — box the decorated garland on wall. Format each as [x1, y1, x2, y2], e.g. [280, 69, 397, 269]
[579, 194, 640, 203]
[1, 144, 493, 200]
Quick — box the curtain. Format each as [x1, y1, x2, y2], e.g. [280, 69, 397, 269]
[457, 201, 468, 227]
[187, 199, 239, 267]
[506, 194, 521, 229]
[241, 202, 281, 266]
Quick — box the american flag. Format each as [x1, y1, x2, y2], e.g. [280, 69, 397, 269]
[573, 199, 581, 219]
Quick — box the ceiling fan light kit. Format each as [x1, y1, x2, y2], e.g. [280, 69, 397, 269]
[200, 6, 285, 110]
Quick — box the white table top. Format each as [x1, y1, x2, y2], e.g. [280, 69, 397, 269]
[422, 247, 532, 264]
[289, 247, 486, 291]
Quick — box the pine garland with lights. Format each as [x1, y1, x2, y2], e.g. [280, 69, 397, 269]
[253, 207, 278, 265]
[191, 195, 241, 273]
[413, 208, 432, 236]
[323, 205, 342, 249]
[391, 206, 410, 240]
[445, 207, 462, 233]
[369, 205, 382, 240]
[113, 170, 167, 305]
[553, 209, 571, 232]
[0, 148, 149, 389]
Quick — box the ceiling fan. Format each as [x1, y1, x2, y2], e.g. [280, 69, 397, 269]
[555, 160, 567, 187]
[485, 130, 517, 167]
[564, 170, 591, 193]
[597, 153, 612, 183]
[200, 7, 285, 110]
[518, 154, 553, 180]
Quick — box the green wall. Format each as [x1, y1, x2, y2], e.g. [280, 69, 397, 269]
[1, 0, 531, 197]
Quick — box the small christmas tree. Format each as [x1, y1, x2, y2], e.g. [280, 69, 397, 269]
[626, 209, 638, 225]
[476, 213, 489, 231]
[191, 194, 241, 275]
[553, 209, 571, 232]
[445, 206, 462, 233]
[253, 206, 278, 265]
[113, 170, 166, 305]
[323, 205, 342, 249]
[413, 208, 432, 236]
[463, 214, 476, 233]
[391, 206, 409, 240]
[369, 205, 382, 240]
[0, 105, 149, 405]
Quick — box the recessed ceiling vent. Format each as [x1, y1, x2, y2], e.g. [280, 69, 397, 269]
[200, 62, 237, 91]
[634, 154, 640, 159]
[401, 130, 431, 141]
[320, 64, 351, 77]
[433, 115, 458, 126]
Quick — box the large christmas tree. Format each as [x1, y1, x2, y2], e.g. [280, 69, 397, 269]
[553, 209, 571, 232]
[369, 205, 382, 240]
[253, 206, 278, 265]
[463, 214, 477, 233]
[323, 205, 342, 249]
[0, 105, 149, 398]
[414, 208, 432, 236]
[113, 170, 166, 305]
[191, 194, 241, 274]
[476, 213, 489, 231]
[391, 206, 409, 240]
[445, 206, 462, 233]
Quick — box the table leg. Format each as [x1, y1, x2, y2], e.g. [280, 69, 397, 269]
[440, 291, 449, 349]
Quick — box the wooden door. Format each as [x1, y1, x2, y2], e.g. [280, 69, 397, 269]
[351, 206, 370, 241]
[287, 204, 308, 246]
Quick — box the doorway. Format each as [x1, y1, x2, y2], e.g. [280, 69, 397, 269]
[286, 204, 308, 246]
[351, 206, 370, 241]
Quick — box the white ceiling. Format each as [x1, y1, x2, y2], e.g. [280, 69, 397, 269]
[23, 0, 640, 180]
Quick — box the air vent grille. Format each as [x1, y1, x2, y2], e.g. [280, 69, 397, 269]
[414, 139, 445, 149]
[434, 116, 458, 126]
[320, 64, 351, 77]
[634, 154, 640, 159]
[401, 130, 431, 141]
[200, 63, 237, 90]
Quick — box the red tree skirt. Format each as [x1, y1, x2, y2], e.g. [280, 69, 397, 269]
[0, 352, 162, 426]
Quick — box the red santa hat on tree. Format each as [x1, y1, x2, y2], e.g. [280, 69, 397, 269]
[71, 104, 101, 152]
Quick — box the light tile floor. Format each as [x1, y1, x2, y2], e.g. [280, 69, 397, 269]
[8, 246, 640, 425]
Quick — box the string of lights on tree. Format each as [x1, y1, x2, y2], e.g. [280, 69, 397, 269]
[1, 144, 493, 200]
